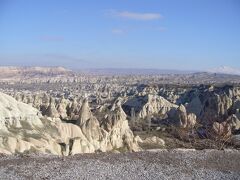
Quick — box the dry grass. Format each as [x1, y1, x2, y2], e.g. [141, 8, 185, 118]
[133, 125, 237, 150]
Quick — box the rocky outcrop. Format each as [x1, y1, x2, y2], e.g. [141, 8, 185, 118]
[12, 93, 81, 121]
[106, 101, 140, 151]
[203, 93, 232, 124]
[56, 97, 69, 119]
[76, 99, 92, 126]
[0, 92, 43, 131]
[186, 96, 202, 117]
[0, 93, 139, 155]
[231, 134, 240, 147]
[169, 104, 197, 128]
[211, 121, 231, 138]
[77, 99, 108, 151]
[123, 94, 177, 119]
[143, 136, 165, 146]
[67, 98, 81, 120]
[55, 121, 95, 155]
[183, 86, 240, 125]
[0, 92, 62, 155]
[186, 113, 197, 128]
[208, 113, 240, 139]
[45, 97, 60, 118]
[226, 114, 240, 132]
[77, 98, 140, 152]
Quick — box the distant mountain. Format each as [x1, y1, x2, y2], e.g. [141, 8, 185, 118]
[207, 66, 240, 75]
[0, 66, 72, 74]
[0, 66, 73, 80]
[76, 68, 197, 75]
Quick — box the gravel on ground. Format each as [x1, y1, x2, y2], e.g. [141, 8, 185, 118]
[0, 149, 239, 180]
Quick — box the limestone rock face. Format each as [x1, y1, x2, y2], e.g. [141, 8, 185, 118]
[0, 93, 139, 155]
[0, 93, 61, 155]
[186, 97, 202, 117]
[177, 104, 188, 127]
[75, 99, 106, 151]
[0, 137, 33, 154]
[55, 122, 95, 155]
[76, 98, 107, 151]
[45, 97, 60, 118]
[81, 115, 107, 151]
[67, 98, 81, 120]
[76, 99, 91, 126]
[12, 93, 77, 121]
[106, 103, 140, 152]
[206, 108, 236, 132]
[226, 114, 240, 132]
[202, 94, 232, 124]
[57, 103, 67, 119]
[77, 98, 140, 152]
[143, 136, 165, 146]
[184, 86, 239, 125]
[56, 97, 69, 119]
[0, 92, 43, 131]
[211, 121, 231, 138]
[123, 94, 177, 119]
[232, 99, 240, 112]
[187, 113, 197, 129]
[169, 104, 197, 128]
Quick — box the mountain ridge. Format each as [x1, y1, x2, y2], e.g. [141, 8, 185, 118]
[207, 66, 240, 75]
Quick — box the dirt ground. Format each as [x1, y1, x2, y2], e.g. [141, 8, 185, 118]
[0, 149, 239, 180]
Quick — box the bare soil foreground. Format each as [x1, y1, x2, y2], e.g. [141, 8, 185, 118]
[0, 149, 240, 180]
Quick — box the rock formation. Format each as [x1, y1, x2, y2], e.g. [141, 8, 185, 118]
[0, 92, 139, 155]
[211, 121, 231, 138]
[76, 98, 92, 126]
[77, 98, 140, 152]
[231, 134, 240, 147]
[67, 98, 81, 120]
[168, 104, 197, 128]
[106, 100, 140, 151]
[45, 97, 60, 118]
[123, 94, 177, 119]
[226, 114, 240, 132]
[142, 136, 165, 146]
[56, 96, 69, 119]
[1, 70, 240, 151]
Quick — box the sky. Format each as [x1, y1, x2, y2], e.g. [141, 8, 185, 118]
[0, 0, 240, 70]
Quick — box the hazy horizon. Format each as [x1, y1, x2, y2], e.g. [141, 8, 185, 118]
[0, 0, 239, 70]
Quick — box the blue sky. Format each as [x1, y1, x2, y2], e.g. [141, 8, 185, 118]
[0, 0, 239, 70]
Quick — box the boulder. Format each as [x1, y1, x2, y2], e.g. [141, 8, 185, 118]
[143, 136, 165, 146]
